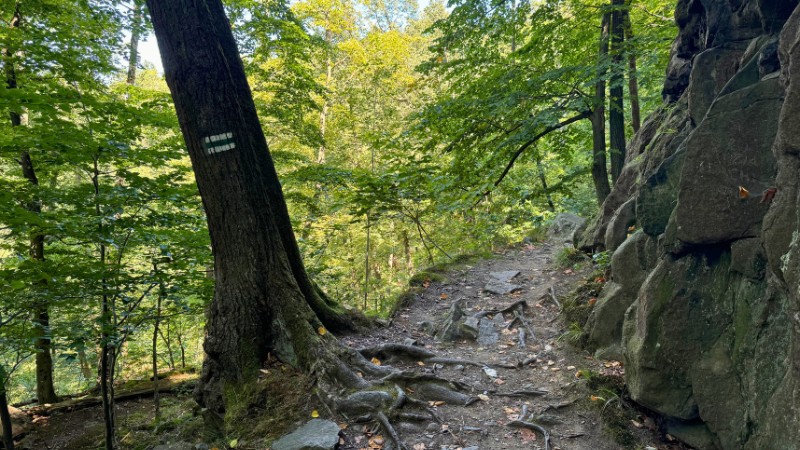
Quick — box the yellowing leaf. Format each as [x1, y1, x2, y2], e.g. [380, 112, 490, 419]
[371, 357, 382, 366]
[318, 326, 327, 335]
[311, 410, 320, 418]
[739, 186, 750, 199]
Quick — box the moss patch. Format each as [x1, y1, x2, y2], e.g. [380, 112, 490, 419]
[586, 372, 638, 449]
[223, 363, 319, 448]
[560, 278, 604, 346]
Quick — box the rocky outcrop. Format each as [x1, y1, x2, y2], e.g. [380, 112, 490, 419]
[579, 1, 800, 448]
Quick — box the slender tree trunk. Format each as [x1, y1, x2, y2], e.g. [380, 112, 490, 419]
[146, 0, 366, 426]
[591, 11, 612, 205]
[157, 325, 175, 369]
[78, 349, 94, 381]
[93, 156, 116, 450]
[609, 0, 627, 183]
[0, 367, 14, 450]
[402, 230, 412, 273]
[317, 31, 332, 164]
[535, 155, 555, 212]
[623, 1, 641, 133]
[363, 214, 371, 310]
[4, 3, 58, 405]
[152, 268, 162, 421]
[126, 0, 144, 85]
[175, 328, 186, 369]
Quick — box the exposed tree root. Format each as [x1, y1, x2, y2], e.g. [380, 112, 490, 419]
[507, 419, 551, 450]
[309, 344, 490, 449]
[492, 389, 549, 398]
[358, 343, 520, 369]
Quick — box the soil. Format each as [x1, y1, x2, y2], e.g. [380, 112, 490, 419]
[15, 240, 691, 450]
[339, 241, 689, 450]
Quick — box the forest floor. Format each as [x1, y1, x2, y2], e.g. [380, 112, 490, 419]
[337, 240, 689, 450]
[16, 239, 691, 450]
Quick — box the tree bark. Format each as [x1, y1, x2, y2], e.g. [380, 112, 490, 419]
[534, 154, 555, 212]
[623, 1, 641, 133]
[126, 0, 144, 85]
[146, 0, 363, 424]
[3, 2, 58, 405]
[152, 277, 161, 421]
[609, 0, 627, 183]
[93, 155, 116, 450]
[317, 29, 333, 164]
[0, 367, 14, 450]
[591, 11, 612, 205]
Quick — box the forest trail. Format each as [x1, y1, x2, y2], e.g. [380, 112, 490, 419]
[340, 240, 680, 450]
[15, 240, 687, 450]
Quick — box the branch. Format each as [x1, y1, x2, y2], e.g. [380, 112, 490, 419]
[476, 110, 591, 204]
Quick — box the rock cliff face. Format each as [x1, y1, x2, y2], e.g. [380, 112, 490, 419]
[578, 1, 800, 449]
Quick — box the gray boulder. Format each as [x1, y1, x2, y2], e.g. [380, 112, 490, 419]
[675, 77, 783, 246]
[585, 231, 656, 360]
[547, 213, 585, 242]
[271, 419, 341, 450]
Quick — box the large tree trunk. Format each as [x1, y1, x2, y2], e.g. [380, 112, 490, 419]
[591, 11, 612, 205]
[3, 2, 58, 406]
[146, 0, 362, 423]
[609, 0, 627, 183]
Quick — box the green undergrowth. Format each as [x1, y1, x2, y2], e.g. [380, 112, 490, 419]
[390, 251, 490, 317]
[559, 276, 605, 347]
[583, 370, 639, 449]
[224, 363, 319, 449]
[555, 246, 591, 269]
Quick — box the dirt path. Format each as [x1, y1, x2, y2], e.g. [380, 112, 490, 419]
[17, 241, 686, 450]
[340, 241, 673, 450]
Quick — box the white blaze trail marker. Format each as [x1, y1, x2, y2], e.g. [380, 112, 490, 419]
[203, 132, 236, 155]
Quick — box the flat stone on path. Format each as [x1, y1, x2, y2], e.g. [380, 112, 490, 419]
[477, 317, 499, 345]
[489, 270, 520, 281]
[271, 419, 341, 450]
[483, 280, 521, 295]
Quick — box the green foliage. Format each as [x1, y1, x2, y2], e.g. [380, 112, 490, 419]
[556, 246, 590, 269]
[1, 0, 679, 413]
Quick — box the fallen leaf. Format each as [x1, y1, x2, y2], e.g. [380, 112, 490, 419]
[588, 297, 597, 306]
[761, 187, 777, 203]
[429, 400, 445, 406]
[369, 435, 385, 449]
[417, 361, 425, 366]
[413, 444, 427, 450]
[317, 326, 327, 336]
[631, 420, 643, 428]
[590, 395, 603, 402]
[477, 394, 490, 402]
[440, 293, 448, 300]
[739, 186, 750, 199]
[519, 427, 537, 442]
[371, 357, 382, 366]
[311, 410, 319, 418]
[493, 378, 506, 385]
